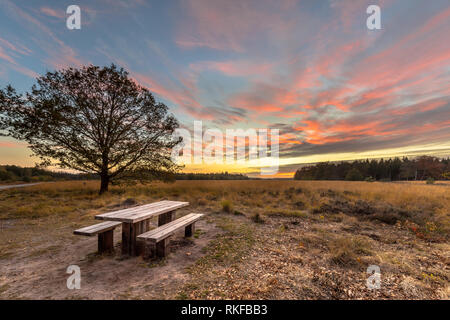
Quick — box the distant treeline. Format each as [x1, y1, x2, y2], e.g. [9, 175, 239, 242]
[294, 156, 450, 181]
[0, 165, 251, 182]
[175, 172, 250, 180]
[0, 165, 97, 182]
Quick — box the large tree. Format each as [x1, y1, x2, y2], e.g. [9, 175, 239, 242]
[0, 64, 182, 194]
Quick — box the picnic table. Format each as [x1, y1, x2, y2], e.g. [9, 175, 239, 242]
[95, 200, 189, 255]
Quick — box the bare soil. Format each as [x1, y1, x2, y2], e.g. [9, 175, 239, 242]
[0, 216, 220, 299]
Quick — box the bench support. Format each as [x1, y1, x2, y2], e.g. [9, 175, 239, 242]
[156, 237, 170, 257]
[158, 211, 175, 226]
[141, 237, 171, 259]
[98, 229, 114, 253]
[138, 213, 203, 260]
[185, 223, 195, 237]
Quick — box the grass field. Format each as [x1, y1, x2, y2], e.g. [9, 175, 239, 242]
[0, 180, 448, 299]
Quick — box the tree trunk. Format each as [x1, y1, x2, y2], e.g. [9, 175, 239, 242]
[99, 174, 109, 194]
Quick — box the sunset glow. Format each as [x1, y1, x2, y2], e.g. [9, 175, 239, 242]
[1, 0, 449, 177]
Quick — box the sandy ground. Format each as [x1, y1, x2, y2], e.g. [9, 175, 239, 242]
[0, 218, 220, 299]
[0, 183, 42, 191]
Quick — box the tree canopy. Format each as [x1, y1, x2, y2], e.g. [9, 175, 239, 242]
[294, 156, 450, 181]
[0, 64, 182, 193]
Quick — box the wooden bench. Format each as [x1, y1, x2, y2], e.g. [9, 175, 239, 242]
[137, 213, 203, 258]
[95, 200, 189, 256]
[74, 221, 122, 253]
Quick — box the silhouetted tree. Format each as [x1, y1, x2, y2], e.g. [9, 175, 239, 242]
[0, 64, 182, 194]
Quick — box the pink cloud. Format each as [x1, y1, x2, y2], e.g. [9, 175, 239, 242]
[40, 7, 65, 19]
[190, 60, 273, 77]
[3, 1, 84, 69]
[175, 0, 297, 52]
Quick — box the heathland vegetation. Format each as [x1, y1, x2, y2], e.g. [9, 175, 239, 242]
[0, 180, 448, 299]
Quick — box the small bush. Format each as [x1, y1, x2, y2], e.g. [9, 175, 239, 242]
[221, 200, 233, 213]
[122, 198, 137, 206]
[365, 176, 375, 182]
[345, 168, 363, 181]
[329, 237, 372, 267]
[250, 213, 265, 223]
[294, 200, 306, 209]
[426, 177, 435, 185]
[267, 209, 308, 218]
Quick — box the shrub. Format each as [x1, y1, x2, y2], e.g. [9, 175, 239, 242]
[329, 236, 372, 266]
[122, 198, 137, 206]
[345, 168, 363, 181]
[426, 177, 435, 185]
[221, 200, 233, 213]
[365, 176, 375, 182]
[250, 213, 265, 223]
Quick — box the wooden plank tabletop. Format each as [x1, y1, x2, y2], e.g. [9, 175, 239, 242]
[94, 200, 189, 223]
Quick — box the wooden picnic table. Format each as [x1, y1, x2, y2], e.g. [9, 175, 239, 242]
[95, 200, 189, 256]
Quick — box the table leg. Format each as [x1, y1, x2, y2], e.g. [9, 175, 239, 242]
[121, 222, 135, 255]
[122, 220, 151, 256]
[158, 211, 175, 226]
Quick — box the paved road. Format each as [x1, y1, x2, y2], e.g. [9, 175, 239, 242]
[0, 183, 41, 190]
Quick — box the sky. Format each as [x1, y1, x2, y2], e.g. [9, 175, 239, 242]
[0, 0, 449, 177]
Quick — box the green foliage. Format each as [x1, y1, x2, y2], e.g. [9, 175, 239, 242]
[345, 168, 363, 181]
[426, 177, 435, 185]
[294, 156, 450, 181]
[221, 200, 233, 213]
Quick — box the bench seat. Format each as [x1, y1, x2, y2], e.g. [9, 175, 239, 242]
[74, 221, 122, 236]
[137, 213, 203, 257]
[74, 221, 122, 253]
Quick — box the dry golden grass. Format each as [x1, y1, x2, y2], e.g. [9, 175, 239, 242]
[1, 179, 448, 234]
[0, 179, 448, 299]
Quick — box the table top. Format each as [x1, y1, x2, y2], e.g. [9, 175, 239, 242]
[95, 200, 189, 223]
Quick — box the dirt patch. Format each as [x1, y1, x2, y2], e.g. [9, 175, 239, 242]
[0, 219, 221, 299]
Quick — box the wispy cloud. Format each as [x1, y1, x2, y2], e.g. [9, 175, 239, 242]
[0, 0, 449, 171]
